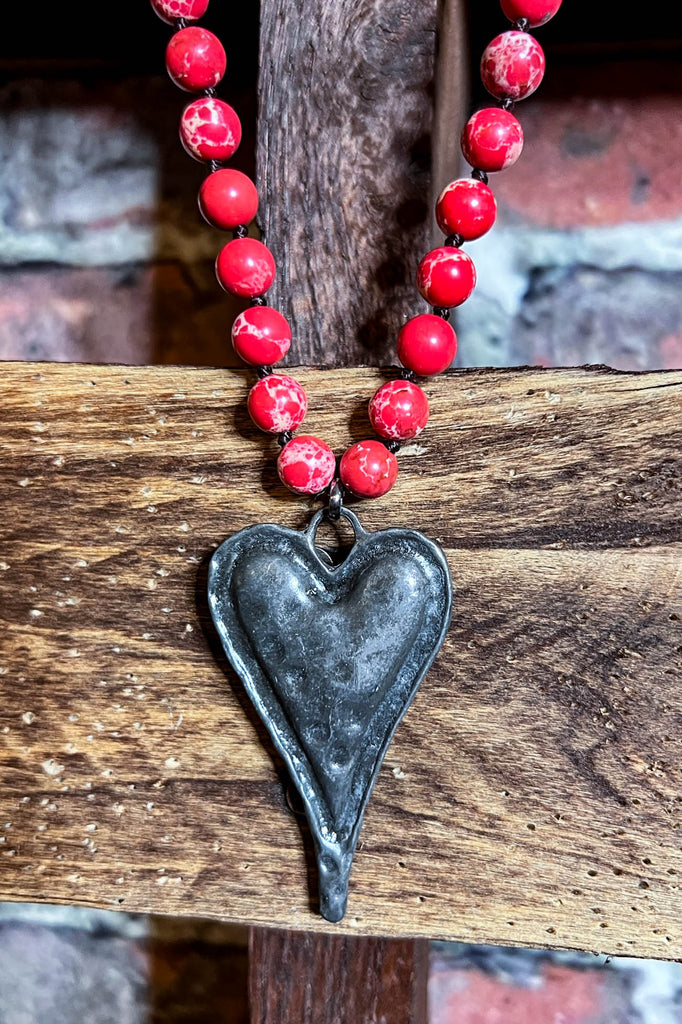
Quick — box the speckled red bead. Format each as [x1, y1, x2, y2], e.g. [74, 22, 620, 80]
[231, 306, 291, 365]
[461, 107, 524, 172]
[199, 169, 258, 230]
[481, 31, 545, 101]
[216, 238, 276, 297]
[150, 0, 209, 24]
[340, 441, 398, 499]
[277, 436, 336, 496]
[247, 374, 307, 434]
[179, 97, 241, 162]
[500, 0, 562, 27]
[369, 380, 429, 441]
[416, 247, 476, 308]
[166, 27, 226, 92]
[397, 315, 458, 376]
[436, 179, 497, 241]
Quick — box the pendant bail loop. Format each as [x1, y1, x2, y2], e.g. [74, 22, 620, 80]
[326, 478, 344, 521]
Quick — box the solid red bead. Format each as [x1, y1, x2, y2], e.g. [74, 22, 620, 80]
[277, 436, 336, 496]
[461, 108, 524, 172]
[339, 441, 398, 500]
[216, 238, 276, 297]
[179, 97, 241, 162]
[166, 27, 226, 92]
[397, 315, 458, 376]
[247, 374, 307, 434]
[231, 306, 291, 365]
[199, 169, 258, 230]
[436, 178, 497, 241]
[481, 31, 545, 101]
[500, 0, 562, 27]
[150, 0, 209, 24]
[416, 247, 476, 308]
[369, 380, 429, 441]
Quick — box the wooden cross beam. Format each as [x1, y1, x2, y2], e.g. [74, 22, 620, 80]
[1, 361, 681, 962]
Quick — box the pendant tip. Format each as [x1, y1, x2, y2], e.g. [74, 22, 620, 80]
[319, 884, 348, 925]
[317, 847, 352, 922]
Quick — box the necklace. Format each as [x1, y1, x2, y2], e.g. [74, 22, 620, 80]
[151, 0, 561, 922]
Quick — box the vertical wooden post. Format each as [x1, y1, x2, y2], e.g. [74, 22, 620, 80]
[249, 929, 429, 1024]
[257, 0, 441, 365]
[253, 0, 465, 1010]
[432, 0, 470, 204]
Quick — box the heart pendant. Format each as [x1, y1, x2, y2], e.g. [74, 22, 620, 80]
[208, 507, 452, 921]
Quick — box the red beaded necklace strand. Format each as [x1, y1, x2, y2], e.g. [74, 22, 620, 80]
[150, 0, 564, 921]
[150, 0, 562, 499]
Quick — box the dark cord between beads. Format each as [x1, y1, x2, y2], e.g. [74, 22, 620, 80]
[257, 365, 273, 379]
[277, 431, 293, 448]
[432, 307, 451, 320]
[512, 17, 530, 30]
[232, 224, 249, 239]
[399, 368, 417, 382]
[383, 439, 401, 454]
[471, 168, 489, 184]
[444, 233, 463, 248]
[250, 295, 267, 306]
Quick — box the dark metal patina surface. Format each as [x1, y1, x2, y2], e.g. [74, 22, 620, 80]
[208, 508, 452, 921]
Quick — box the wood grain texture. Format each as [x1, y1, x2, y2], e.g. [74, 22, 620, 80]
[249, 929, 428, 1023]
[258, 0, 437, 366]
[1, 361, 682, 959]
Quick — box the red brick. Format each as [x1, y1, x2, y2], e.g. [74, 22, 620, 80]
[429, 962, 631, 1024]
[495, 60, 682, 228]
[0, 264, 244, 366]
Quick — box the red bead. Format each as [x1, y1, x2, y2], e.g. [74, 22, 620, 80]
[150, 0, 209, 24]
[216, 238, 276, 297]
[481, 31, 545, 101]
[277, 436, 336, 496]
[416, 247, 476, 308]
[166, 27, 226, 92]
[500, 0, 562, 27]
[461, 108, 524, 172]
[231, 306, 291, 365]
[397, 315, 458, 376]
[369, 380, 429, 441]
[436, 179, 497, 241]
[247, 374, 307, 434]
[339, 441, 398, 499]
[199, 169, 258, 230]
[179, 97, 241, 162]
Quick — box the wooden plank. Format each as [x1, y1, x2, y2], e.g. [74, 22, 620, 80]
[258, 0, 438, 366]
[248, 929, 428, 1023]
[0, 361, 681, 959]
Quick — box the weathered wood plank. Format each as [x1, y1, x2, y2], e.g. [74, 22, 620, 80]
[258, 0, 438, 366]
[0, 362, 681, 959]
[248, 929, 428, 1023]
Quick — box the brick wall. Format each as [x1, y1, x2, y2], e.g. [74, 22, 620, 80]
[0, 0, 256, 366]
[3, 7, 682, 373]
[457, 55, 682, 370]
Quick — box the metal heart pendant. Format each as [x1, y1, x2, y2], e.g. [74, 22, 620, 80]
[208, 507, 452, 921]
